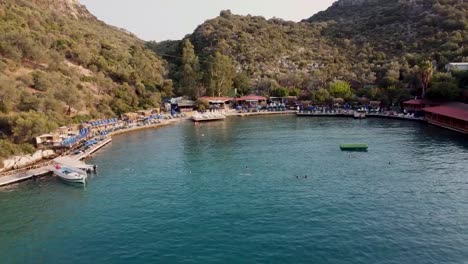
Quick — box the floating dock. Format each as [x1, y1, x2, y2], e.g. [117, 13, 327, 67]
[192, 115, 226, 122]
[340, 143, 369, 152]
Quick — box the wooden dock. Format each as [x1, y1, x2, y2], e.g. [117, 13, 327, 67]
[0, 165, 54, 187]
[0, 137, 112, 187]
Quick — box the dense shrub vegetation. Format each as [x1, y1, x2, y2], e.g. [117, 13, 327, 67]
[0, 0, 170, 158]
[151, 0, 467, 104]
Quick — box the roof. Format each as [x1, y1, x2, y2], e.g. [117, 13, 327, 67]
[403, 99, 438, 106]
[447, 63, 468, 66]
[37, 134, 55, 138]
[199, 96, 233, 103]
[423, 103, 468, 122]
[236, 95, 267, 102]
[178, 100, 195, 107]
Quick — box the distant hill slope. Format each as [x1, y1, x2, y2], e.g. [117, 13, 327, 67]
[0, 0, 170, 157]
[152, 1, 467, 95]
[151, 10, 358, 93]
[307, 0, 468, 65]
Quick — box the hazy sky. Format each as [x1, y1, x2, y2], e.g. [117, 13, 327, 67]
[80, 0, 336, 41]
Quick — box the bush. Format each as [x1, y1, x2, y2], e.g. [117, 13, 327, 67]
[32, 71, 52, 91]
[8, 111, 59, 144]
[196, 99, 209, 111]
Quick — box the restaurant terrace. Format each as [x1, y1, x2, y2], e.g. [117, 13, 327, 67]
[423, 103, 468, 134]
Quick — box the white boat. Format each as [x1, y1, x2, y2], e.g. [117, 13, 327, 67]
[53, 164, 87, 184]
[354, 109, 367, 119]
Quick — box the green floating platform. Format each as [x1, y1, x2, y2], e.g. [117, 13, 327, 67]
[340, 143, 369, 151]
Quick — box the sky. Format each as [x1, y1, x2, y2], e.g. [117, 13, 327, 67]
[79, 0, 336, 41]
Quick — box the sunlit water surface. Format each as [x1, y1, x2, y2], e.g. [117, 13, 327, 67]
[1, 116, 468, 263]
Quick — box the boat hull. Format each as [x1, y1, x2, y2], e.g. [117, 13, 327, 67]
[53, 168, 87, 184]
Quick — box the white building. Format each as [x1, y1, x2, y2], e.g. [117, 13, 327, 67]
[446, 63, 468, 72]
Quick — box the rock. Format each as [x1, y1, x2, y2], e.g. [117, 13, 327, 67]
[31, 150, 43, 161]
[42, 150, 55, 158]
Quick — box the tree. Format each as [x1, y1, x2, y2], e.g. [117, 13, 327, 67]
[312, 89, 331, 104]
[233, 72, 251, 96]
[55, 84, 82, 116]
[179, 39, 201, 98]
[206, 51, 235, 97]
[328, 81, 353, 100]
[0, 75, 19, 113]
[161, 79, 173, 98]
[385, 85, 410, 106]
[8, 112, 58, 144]
[270, 87, 289, 97]
[419, 60, 433, 98]
[196, 98, 209, 111]
[426, 73, 461, 101]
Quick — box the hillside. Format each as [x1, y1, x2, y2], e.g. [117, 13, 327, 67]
[307, 0, 468, 67]
[152, 0, 467, 100]
[151, 11, 359, 94]
[0, 0, 170, 158]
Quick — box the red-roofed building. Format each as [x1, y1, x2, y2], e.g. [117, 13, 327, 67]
[403, 99, 440, 112]
[235, 95, 267, 102]
[423, 103, 468, 134]
[235, 95, 267, 111]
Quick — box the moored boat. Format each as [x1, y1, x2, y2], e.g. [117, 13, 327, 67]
[354, 109, 367, 119]
[53, 164, 87, 184]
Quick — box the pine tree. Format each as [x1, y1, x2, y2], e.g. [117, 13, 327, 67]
[207, 52, 235, 97]
[179, 39, 201, 98]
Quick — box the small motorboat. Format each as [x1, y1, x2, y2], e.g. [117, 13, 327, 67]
[53, 164, 87, 184]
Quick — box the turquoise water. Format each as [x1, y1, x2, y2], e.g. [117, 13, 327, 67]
[1, 116, 468, 264]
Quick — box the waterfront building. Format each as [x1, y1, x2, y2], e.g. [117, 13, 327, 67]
[199, 96, 233, 111]
[403, 99, 439, 112]
[35, 134, 61, 149]
[236, 95, 267, 110]
[423, 103, 468, 134]
[269, 96, 299, 109]
[170, 97, 195, 113]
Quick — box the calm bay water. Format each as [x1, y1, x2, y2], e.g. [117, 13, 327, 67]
[1, 116, 468, 264]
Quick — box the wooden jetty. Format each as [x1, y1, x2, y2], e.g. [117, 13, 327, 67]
[192, 113, 226, 122]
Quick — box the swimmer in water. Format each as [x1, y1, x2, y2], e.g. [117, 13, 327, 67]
[305, 175, 308, 179]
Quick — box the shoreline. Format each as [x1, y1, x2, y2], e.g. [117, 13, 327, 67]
[109, 118, 187, 137]
[0, 118, 187, 187]
[0, 113, 427, 188]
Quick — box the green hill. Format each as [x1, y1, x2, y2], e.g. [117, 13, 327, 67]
[0, 0, 170, 158]
[151, 0, 467, 101]
[307, 0, 468, 67]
